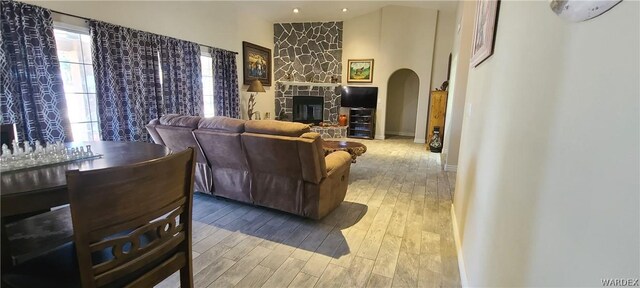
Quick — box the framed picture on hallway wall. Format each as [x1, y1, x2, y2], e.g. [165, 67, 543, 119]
[347, 59, 374, 83]
[470, 0, 500, 67]
[242, 41, 272, 86]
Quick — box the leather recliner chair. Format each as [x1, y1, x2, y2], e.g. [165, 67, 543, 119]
[241, 120, 352, 219]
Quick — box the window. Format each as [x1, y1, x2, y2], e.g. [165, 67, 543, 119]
[54, 28, 100, 141]
[201, 55, 215, 117]
[55, 27, 214, 138]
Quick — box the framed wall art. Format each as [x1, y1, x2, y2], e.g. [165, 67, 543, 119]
[242, 41, 272, 86]
[470, 0, 500, 67]
[347, 59, 374, 83]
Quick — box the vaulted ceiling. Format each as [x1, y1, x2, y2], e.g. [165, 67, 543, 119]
[234, 1, 459, 23]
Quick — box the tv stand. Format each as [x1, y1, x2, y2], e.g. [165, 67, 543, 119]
[348, 108, 375, 139]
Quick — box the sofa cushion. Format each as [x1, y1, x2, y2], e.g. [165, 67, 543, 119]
[198, 116, 246, 133]
[158, 114, 201, 128]
[244, 120, 311, 137]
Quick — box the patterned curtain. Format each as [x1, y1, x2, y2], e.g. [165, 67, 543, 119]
[0, 0, 73, 144]
[158, 37, 203, 116]
[210, 48, 239, 118]
[90, 21, 162, 142]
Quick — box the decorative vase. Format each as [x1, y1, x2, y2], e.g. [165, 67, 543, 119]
[339, 114, 348, 126]
[429, 127, 443, 153]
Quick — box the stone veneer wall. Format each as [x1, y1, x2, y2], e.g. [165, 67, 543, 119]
[310, 126, 347, 139]
[273, 22, 342, 123]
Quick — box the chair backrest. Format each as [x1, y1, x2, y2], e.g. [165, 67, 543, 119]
[242, 120, 326, 184]
[153, 115, 206, 164]
[193, 116, 251, 202]
[149, 115, 211, 193]
[66, 148, 196, 288]
[241, 120, 327, 215]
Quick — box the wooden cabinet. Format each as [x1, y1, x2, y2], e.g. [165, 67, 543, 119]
[348, 108, 375, 139]
[427, 91, 448, 144]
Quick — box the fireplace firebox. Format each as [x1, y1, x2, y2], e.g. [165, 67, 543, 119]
[293, 96, 323, 124]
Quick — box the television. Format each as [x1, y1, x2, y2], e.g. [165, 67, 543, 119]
[340, 86, 378, 109]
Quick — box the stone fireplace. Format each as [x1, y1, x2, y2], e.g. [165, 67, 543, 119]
[273, 22, 343, 123]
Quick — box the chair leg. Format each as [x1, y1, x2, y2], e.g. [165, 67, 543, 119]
[179, 263, 193, 288]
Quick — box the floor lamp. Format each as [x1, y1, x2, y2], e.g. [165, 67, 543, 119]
[247, 79, 265, 120]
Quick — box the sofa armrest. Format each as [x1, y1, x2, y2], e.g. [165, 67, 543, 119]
[325, 151, 351, 174]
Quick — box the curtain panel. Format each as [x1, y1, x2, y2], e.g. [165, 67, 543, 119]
[210, 48, 240, 118]
[0, 0, 73, 144]
[158, 37, 203, 116]
[89, 21, 162, 142]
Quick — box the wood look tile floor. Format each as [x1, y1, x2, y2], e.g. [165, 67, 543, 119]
[157, 137, 461, 288]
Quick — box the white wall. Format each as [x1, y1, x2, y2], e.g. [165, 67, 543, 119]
[343, 5, 455, 143]
[385, 69, 420, 136]
[431, 10, 456, 91]
[453, 1, 640, 286]
[28, 1, 275, 119]
[442, 1, 475, 170]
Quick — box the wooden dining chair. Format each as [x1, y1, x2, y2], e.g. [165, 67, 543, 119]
[67, 147, 196, 288]
[1, 148, 196, 288]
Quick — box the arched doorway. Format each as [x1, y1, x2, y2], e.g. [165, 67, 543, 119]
[385, 69, 420, 138]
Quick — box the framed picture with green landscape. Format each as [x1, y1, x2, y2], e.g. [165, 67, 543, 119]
[347, 59, 374, 83]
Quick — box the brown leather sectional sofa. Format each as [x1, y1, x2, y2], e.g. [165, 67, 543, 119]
[146, 115, 352, 219]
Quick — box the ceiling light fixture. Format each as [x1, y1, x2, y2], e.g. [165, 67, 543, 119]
[342, 8, 348, 12]
[293, 8, 299, 13]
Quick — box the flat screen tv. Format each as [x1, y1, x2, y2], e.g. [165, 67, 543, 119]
[340, 86, 378, 108]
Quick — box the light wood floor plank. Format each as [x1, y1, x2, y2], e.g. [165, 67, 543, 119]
[208, 246, 271, 287]
[288, 272, 319, 288]
[367, 273, 393, 288]
[314, 263, 347, 288]
[290, 222, 334, 261]
[193, 257, 236, 287]
[401, 220, 423, 255]
[357, 205, 394, 260]
[391, 251, 420, 287]
[371, 234, 402, 278]
[301, 228, 346, 277]
[261, 257, 306, 288]
[342, 256, 375, 288]
[193, 244, 232, 275]
[386, 192, 411, 238]
[235, 265, 273, 288]
[331, 228, 367, 268]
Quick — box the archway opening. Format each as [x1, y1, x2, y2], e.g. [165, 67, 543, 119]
[385, 69, 420, 138]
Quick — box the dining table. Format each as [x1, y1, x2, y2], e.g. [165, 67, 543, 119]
[1, 141, 171, 217]
[1, 141, 171, 267]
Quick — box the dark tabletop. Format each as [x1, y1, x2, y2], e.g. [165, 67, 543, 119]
[1, 141, 170, 217]
[323, 140, 367, 149]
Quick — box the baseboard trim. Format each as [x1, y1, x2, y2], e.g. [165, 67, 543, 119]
[444, 164, 457, 172]
[414, 138, 426, 144]
[451, 204, 469, 287]
[386, 131, 415, 137]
